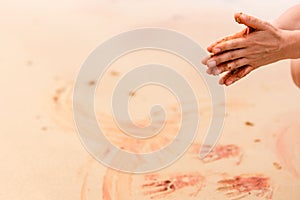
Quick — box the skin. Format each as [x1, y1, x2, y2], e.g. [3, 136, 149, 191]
[202, 5, 300, 87]
[274, 4, 300, 88]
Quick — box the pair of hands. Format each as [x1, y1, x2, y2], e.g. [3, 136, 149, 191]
[202, 13, 287, 86]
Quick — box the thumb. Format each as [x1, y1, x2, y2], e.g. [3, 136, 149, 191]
[234, 12, 271, 31]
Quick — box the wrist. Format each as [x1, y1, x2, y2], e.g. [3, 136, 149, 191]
[281, 30, 300, 59]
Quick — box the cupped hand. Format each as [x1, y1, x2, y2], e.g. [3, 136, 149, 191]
[202, 13, 287, 86]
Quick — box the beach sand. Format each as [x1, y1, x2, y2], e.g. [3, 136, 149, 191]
[1, 0, 300, 199]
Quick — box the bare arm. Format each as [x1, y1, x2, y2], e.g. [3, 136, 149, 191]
[274, 4, 300, 30]
[202, 5, 300, 87]
[274, 4, 300, 88]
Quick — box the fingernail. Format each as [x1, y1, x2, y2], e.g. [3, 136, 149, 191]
[213, 67, 222, 75]
[226, 79, 233, 85]
[219, 79, 225, 85]
[207, 60, 216, 68]
[239, 13, 246, 20]
[213, 48, 221, 54]
[201, 58, 208, 65]
[206, 68, 213, 75]
[235, 17, 241, 23]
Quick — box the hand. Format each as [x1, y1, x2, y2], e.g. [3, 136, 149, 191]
[205, 13, 255, 54]
[201, 27, 250, 68]
[202, 13, 286, 86]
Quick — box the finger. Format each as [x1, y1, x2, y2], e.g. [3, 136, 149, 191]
[234, 12, 273, 31]
[207, 30, 246, 53]
[207, 49, 247, 68]
[207, 35, 235, 53]
[219, 70, 233, 85]
[201, 55, 211, 65]
[220, 65, 253, 86]
[206, 67, 214, 75]
[206, 68, 212, 75]
[210, 61, 232, 75]
[224, 66, 252, 85]
[212, 37, 247, 55]
[211, 58, 249, 75]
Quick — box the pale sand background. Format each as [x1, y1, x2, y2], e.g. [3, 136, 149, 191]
[1, 0, 300, 199]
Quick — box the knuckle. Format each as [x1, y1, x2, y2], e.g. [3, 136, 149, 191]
[231, 41, 238, 48]
[233, 60, 238, 68]
[250, 16, 256, 24]
[229, 52, 235, 60]
[219, 63, 227, 72]
[264, 21, 271, 28]
[227, 61, 235, 70]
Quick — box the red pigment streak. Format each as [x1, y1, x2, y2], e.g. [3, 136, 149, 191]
[202, 144, 243, 165]
[217, 174, 273, 200]
[142, 172, 205, 199]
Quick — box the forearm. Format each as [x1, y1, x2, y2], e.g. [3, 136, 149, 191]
[273, 4, 300, 30]
[282, 30, 300, 59]
[291, 60, 300, 88]
[275, 4, 300, 88]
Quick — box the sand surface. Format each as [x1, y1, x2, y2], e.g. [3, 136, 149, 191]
[1, 0, 300, 199]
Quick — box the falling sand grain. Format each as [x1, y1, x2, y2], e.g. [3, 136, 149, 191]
[273, 162, 282, 170]
[41, 126, 48, 131]
[110, 70, 120, 76]
[129, 91, 136, 97]
[88, 80, 96, 86]
[245, 121, 254, 127]
[254, 139, 261, 143]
